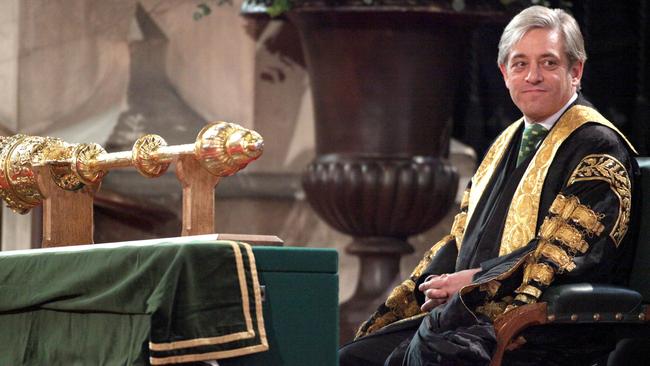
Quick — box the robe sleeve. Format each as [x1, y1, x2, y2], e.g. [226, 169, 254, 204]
[505, 153, 634, 310]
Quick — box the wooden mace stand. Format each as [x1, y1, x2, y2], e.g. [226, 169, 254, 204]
[176, 155, 221, 236]
[36, 166, 99, 247]
[36, 158, 281, 247]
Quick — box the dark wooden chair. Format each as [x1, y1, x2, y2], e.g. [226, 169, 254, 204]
[491, 157, 650, 366]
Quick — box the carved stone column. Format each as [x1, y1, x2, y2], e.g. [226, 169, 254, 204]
[289, 9, 472, 342]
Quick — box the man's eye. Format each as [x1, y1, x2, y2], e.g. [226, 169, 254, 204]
[511, 62, 526, 69]
[543, 60, 558, 67]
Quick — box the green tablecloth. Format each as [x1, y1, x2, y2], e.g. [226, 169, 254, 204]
[0, 239, 268, 365]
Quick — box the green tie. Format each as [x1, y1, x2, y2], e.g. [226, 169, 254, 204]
[517, 123, 548, 166]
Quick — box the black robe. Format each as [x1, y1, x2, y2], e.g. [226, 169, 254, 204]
[353, 97, 639, 365]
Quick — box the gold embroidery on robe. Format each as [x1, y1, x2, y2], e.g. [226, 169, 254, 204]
[476, 298, 513, 321]
[354, 235, 454, 338]
[464, 120, 522, 247]
[499, 105, 636, 256]
[479, 280, 502, 298]
[523, 262, 555, 286]
[451, 212, 467, 250]
[515, 284, 543, 298]
[535, 240, 576, 272]
[514, 293, 537, 304]
[461, 189, 471, 210]
[540, 216, 589, 254]
[512, 193, 606, 308]
[568, 154, 632, 247]
[410, 234, 454, 279]
[550, 194, 605, 235]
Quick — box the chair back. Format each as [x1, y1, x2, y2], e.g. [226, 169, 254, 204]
[628, 157, 650, 302]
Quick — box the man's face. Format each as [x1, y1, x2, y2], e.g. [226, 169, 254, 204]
[499, 28, 584, 122]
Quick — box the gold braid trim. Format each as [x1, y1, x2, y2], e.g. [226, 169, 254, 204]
[451, 189, 471, 250]
[523, 262, 555, 286]
[410, 234, 455, 279]
[535, 240, 576, 273]
[549, 195, 605, 235]
[499, 105, 636, 256]
[515, 284, 542, 299]
[354, 235, 454, 338]
[451, 212, 467, 250]
[512, 192, 606, 307]
[567, 154, 632, 247]
[514, 293, 537, 305]
[539, 216, 589, 254]
[476, 298, 513, 321]
[465, 120, 522, 247]
[460, 189, 471, 210]
[479, 280, 502, 298]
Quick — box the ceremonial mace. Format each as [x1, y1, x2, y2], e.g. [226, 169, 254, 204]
[0, 122, 263, 246]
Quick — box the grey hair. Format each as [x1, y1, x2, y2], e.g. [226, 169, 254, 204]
[497, 6, 587, 67]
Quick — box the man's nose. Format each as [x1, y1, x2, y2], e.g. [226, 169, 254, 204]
[525, 64, 543, 83]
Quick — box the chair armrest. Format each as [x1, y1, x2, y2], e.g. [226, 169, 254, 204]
[491, 284, 649, 366]
[541, 283, 645, 323]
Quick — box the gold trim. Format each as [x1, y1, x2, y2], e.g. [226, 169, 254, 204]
[568, 154, 632, 246]
[524, 262, 555, 286]
[479, 280, 502, 298]
[459, 251, 535, 323]
[550, 194, 579, 219]
[411, 235, 454, 279]
[242, 242, 269, 349]
[540, 216, 589, 254]
[150, 344, 270, 365]
[499, 105, 635, 256]
[550, 195, 605, 235]
[515, 284, 542, 299]
[476, 300, 509, 321]
[384, 280, 419, 315]
[536, 241, 576, 272]
[150, 331, 255, 352]
[461, 189, 471, 210]
[356, 235, 455, 337]
[514, 293, 537, 304]
[451, 212, 467, 248]
[390, 312, 428, 328]
[464, 120, 522, 246]
[149, 241, 259, 352]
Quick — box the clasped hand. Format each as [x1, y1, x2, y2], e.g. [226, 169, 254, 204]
[418, 268, 481, 312]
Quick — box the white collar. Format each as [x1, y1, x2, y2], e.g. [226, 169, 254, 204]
[523, 93, 578, 131]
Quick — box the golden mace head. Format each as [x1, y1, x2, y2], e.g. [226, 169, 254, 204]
[195, 121, 264, 177]
[0, 134, 80, 213]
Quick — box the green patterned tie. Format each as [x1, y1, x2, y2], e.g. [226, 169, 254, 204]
[517, 123, 548, 166]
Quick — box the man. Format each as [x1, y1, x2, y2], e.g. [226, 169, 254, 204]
[340, 5, 638, 365]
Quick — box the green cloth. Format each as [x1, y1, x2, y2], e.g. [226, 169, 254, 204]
[0, 239, 267, 365]
[517, 123, 548, 165]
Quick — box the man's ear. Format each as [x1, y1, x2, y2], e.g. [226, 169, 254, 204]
[499, 63, 508, 82]
[570, 61, 584, 87]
